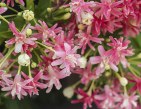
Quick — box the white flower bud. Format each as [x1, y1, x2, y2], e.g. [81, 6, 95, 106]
[78, 57, 87, 68]
[81, 12, 93, 25]
[63, 87, 74, 99]
[23, 10, 34, 21]
[120, 77, 128, 86]
[26, 28, 32, 36]
[18, 53, 30, 66]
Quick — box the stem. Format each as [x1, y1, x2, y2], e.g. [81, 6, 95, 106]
[0, 15, 9, 24]
[6, 60, 17, 72]
[28, 65, 32, 78]
[84, 49, 92, 58]
[72, 81, 80, 89]
[128, 66, 138, 76]
[0, 47, 14, 68]
[17, 65, 21, 75]
[7, 6, 18, 13]
[36, 41, 55, 52]
[87, 80, 94, 96]
[3, 14, 17, 18]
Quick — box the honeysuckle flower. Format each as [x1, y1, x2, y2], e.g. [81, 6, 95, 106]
[32, 20, 62, 41]
[107, 36, 134, 68]
[76, 26, 104, 54]
[95, 85, 121, 109]
[95, 0, 122, 19]
[119, 93, 139, 109]
[1, 74, 33, 100]
[72, 88, 99, 109]
[42, 65, 66, 93]
[5, 22, 37, 53]
[128, 73, 141, 94]
[74, 63, 97, 85]
[22, 71, 47, 96]
[90, 45, 118, 77]
[2, 0, 25, 7]
[51, 42, 80, 77]
[69, 0, 95, 23]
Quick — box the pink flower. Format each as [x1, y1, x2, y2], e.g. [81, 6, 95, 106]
[69, 0, 95, 22]
[22, 71, 47, 96]
[42, 65, 66, 93]
[74, 63, 97, 85]
[2, 0, 25, 7]
[76, 26, 104, 54]
[0, 7, 7, 14]
[128, 73, 141, 94]
[90, 45, 118, 77]
[119, 93, 139, 109]
[1, 74, 33, 100]
[95, 0, 122, 19]
[51, 42, 80, 77]
[95, 85, 121, 109]
[5, 22, 37, 53]
[32, 20, 62, 41]
[107, 36, 133, 68]
[72, 88, 99, 109]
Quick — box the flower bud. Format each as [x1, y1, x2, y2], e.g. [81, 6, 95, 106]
[63, 13, 71, 20]
[78, 24, 85, 30]
[26, 28, 32, 36]
[17, 12, 22, 16]
[18, 53, 30, 66]
[0, 2, 6, 7]
[47, 8, 52, 13]
[63, 87, 74, 99]
[23, 10, 34, 21]
[119, 77, 128, 86]
[31, 62, 37, 68]
[81, 12, 93, 25]
[78, 57, 87, 68]
[137, 53, 141, 58]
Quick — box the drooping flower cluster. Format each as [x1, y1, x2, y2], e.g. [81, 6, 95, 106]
[0, 0, 141, 109]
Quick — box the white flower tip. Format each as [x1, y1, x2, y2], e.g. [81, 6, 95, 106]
[120, 77, 128, 86]
[63, 87, 74, 99]
[18, 53, 30, 66]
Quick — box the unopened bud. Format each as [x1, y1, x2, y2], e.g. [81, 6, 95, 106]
[31, 62, 37, 68]
[63, 13, 71, 20]
[26, 28, 32, 36]
[0, 2, 6, 7]
[18, 53, 30, 66]
[119, 77, 128, 86]
[17, 12, 22, 16]
[23, 10, 34, 21]
[137, 53, 141, 58]
[63, 87, 74, 99]
[47, 8, 52, 13]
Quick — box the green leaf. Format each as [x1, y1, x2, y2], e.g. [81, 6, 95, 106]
[26, 0, 34, 11]
[35, 0, 51, 18]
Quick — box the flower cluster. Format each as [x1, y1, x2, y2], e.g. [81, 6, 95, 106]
[0, 0, 141, 109]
